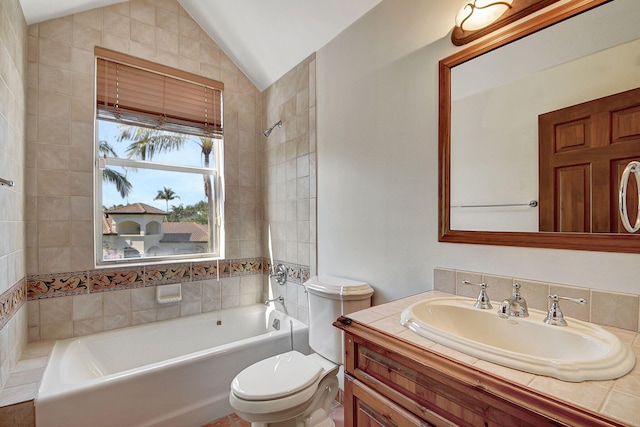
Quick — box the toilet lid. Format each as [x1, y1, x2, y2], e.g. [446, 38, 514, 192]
[231, 351, 323, 401]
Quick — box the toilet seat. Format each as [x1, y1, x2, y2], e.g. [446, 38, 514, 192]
[231, 351, 323, 401]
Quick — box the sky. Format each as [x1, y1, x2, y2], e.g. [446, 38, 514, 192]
[99, 121, 216, 211]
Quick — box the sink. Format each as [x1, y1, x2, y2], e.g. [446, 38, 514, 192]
[400, 297, 635, 382]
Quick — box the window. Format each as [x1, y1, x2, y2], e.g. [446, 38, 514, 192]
[94, 47, 224, 265]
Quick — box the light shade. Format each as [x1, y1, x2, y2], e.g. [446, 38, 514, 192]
[455, 0, 514, 32]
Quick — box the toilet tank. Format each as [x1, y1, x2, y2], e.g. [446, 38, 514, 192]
[304, 276, 373, 364]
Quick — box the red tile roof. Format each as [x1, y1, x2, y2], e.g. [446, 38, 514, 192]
[105, 203, 168, 215]
[160, 222, 209, 243]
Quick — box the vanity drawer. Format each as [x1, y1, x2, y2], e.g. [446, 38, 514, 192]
[345, 375, 432, 427]
[347, 333, 562, 427]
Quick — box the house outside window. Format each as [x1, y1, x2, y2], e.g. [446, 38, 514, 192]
[94, 47, 224, 265]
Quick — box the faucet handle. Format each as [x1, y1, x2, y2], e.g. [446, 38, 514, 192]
[544, 294, 587, 326]
[462, 280, 492, 309]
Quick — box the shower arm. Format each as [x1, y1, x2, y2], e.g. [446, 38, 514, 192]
[263, 120, 283, 137]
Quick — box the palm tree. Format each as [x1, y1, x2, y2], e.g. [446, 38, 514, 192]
[119, 126, 219, 252]
[154, 187, 180, 212]
[99, 140, 132, 199]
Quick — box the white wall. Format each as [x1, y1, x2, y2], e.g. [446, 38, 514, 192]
[317, 0, 640, 303]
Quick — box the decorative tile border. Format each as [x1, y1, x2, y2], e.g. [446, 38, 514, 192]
[0, 279, 27, 330]
[27, 272, 89, 299]
[27, 258, 308, 300]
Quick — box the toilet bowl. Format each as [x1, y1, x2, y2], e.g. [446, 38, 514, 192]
[230, 351, 339, 426]
[229, 276, 373, 427]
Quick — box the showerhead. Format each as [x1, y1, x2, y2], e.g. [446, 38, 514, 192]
[263, 120, 283, 137]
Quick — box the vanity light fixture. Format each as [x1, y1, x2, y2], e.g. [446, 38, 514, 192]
[451, 0, 561, 46]
[455, 0, 514, 33]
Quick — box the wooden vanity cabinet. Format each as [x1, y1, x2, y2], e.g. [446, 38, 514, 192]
[335, 317, 626, 427]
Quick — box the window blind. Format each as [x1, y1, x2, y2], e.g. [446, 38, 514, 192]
[95, 47, 223, 138]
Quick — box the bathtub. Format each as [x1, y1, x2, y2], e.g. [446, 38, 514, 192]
[36, 304, 309, 427]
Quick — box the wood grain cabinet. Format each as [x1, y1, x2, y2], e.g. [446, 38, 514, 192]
[335, 317, 626, 427]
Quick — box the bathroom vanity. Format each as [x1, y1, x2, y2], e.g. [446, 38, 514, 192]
[334, 292, 637, 427]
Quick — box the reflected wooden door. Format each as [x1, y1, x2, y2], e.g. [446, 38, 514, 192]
[539, 87, 640, 233]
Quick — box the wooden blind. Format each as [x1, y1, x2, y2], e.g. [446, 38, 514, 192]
[95, 47, 223, 138]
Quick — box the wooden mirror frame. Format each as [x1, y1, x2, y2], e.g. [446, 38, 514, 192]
[438, 0, 640, 254]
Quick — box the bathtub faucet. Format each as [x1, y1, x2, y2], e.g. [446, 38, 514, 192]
[265, 296, 284, 305]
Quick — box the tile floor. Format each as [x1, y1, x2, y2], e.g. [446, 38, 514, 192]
[202, 403, 344, 427]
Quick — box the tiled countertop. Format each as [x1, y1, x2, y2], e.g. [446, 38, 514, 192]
[0, 341, 54, 407]
[347, 291, 640, 427]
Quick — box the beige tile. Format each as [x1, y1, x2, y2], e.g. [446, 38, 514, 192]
[132, 308, 157, 326]
[5, 368, 44, 388]
[40, 322, 73, 340]
[528, 376, 609, 411]
[37, 221, 70, 247]
[39, 89, 71, 121]
[38, 18, 72, 45]
[157, 304, 180, 321]
[73, 318, 104, 336]
[601, 390, 640, 426]
[36, 143, 69, 170]
[36, 116, 70, 144]
[37, 196, 70, 221]
[104, 290, 131, 315]
[431, 343, 478, 366]
[12, 356, 48, 373]
[37, 170, 70, 196]
[20, 341, 54, 359]
[131, 287, 156, 310]
[178, 14, 200, 39]
[130, 19, 156, 46]
[40, 297, 72, 324]
[38, 64, 71, 95]
[72, 293, 103, 320]
[0, 383, 38, 407]
[38, 246, 73, 273]
[103, 11, 130, 39]
[473, 360, 535, 386]
[591, 290, 639, 331]
[130, 0, 155, 25]
[104, 313, 131, 331]
[370, 315, 406, 335]
[38, 38, 71, 70]
[73, 8, 103, 31]
[72, 22, 101, 50]
[610, 363, 640, 397]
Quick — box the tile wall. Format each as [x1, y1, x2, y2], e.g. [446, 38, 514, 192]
[261, 54, 317, 324]
[25, 0, 263, 275]
[0, 0, 28, 390]
[23, 0, 269, 340]
[435, 268, 640, 332]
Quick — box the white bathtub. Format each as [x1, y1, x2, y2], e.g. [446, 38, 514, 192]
[36, 304, 309, 427]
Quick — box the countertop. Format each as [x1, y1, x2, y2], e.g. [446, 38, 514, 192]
[347, 290, 640, 427]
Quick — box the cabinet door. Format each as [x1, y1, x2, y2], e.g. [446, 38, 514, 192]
[345, 375, 432, 427]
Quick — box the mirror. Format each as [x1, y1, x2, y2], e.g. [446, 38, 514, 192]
[439, 0, 640, 253]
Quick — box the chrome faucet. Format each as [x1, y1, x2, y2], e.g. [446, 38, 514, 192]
[462, 280, 492, 309]
[544, 294, 587, 326]
[497, 283, 529, 318]
[264, 295, 284, 305]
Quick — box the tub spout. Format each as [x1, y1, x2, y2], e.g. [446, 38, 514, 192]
[265, 296, 284, 305]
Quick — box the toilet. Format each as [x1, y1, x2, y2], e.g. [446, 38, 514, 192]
[229, 275, 374, 427]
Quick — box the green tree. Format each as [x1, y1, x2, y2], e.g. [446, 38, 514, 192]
[99, 140, 132, 199]
[167, 201, 209, 224]
[154, 187, 180, 212]
[119, 126, 218, 252]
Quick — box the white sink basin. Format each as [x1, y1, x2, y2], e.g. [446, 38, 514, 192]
[400, 297, 635, 382]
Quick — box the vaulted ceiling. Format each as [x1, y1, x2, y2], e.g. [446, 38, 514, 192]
[18, 0, 382, 90]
